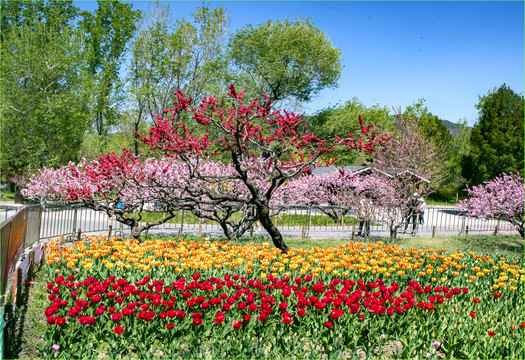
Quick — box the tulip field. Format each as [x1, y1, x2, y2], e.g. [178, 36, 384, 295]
[36, 235, 524, 359]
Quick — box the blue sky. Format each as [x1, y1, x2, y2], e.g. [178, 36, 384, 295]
[76, 1, 524, 125]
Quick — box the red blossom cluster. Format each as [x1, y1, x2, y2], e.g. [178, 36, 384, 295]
[44, 273, 471, 332]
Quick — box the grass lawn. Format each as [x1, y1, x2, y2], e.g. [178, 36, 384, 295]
[137, 211, 363, 227]
[1, 191, 16, 202]
[5, 233, 523, 359]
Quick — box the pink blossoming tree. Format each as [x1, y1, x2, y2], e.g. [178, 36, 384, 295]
[21, 150, 196, 239]
[458, 173, 524, 237]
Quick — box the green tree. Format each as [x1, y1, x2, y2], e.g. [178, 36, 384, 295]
[401, 99, 468, 201]
[79, 1, 141, 139]
[315, 98, 392, 165]
[227, 17, 342, 107]
[463, 84, 524, 186]
[1, 0, 78, 40]
[402, 99, 454, 151]
[1, 3, 90, 182]
[128, 3, 229, 155]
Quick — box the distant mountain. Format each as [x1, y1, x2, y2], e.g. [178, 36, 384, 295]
[440, 119, 469, 135]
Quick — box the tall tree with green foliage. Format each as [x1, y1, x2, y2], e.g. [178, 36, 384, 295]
[0, 1, 91, 183]
[79, 1, 141, 139]
[128, 3, 229, 155]
[402, 99, 470, 201]
[310, 98, 392, 165]
[228, 17, 342, 107]
[0, 0, 78, 39]
[462, 84, 524, 186]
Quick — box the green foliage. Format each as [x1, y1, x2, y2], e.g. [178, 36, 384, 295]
[79, 1, 141, 137]
[1, 10, 91, 177]
[402, 99, 454, 151]
[314, 98, 393, 165]
[129, 3, 230, 155]
[228, 17, 342, 107]
[0, 0, 78, 39]
[402, 99, 470, 201]
[462, 84, 524, 186]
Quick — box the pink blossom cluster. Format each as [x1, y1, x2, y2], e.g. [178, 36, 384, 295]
[459, 173, 524, 237]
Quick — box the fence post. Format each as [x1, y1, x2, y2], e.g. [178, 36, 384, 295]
[108, 225, 112, 239]
[28, 251, 35, 279]
[432, 226, 436, 238]
[351, 225, 355, 240]
[494, 226, 498, 236]
[198, 219, 202, 237]
[250, 226, 254, 238]
[145, 224, 149, 237]
[72, 207, 78, 235]
[340, 216, 344, 227]
[301, 225, 305, 240]
[77, 228, 81, 242]
[15, 267, 22, 308]
[465, 226, 469, 236]
[41, 243, 47, 264]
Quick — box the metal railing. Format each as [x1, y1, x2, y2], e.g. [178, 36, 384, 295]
[4, 204, 513, 240]
[0, 204, 41, 297]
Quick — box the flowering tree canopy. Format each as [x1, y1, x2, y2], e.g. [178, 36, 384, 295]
[140, 84, 389, 252]
[21, 150, 198, 239]
[459, 173, 524, 237]
[367, 109, 448, 195]
[285, 170, 415, 239]
[283, 169, 386, 224]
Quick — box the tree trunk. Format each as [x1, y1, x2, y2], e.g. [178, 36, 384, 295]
[389, 227, 397, 239]
[257, 202, 289, 253]
[218, 221, 239, 242]
[517, 225, 524, 238]
[130, 223, 144, 240]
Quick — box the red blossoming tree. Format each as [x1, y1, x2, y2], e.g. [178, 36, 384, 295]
[140, 85, 389, 252]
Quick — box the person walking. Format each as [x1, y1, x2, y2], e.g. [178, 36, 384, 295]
[418, 196, 425, 225]
[403, 192, 419, 234]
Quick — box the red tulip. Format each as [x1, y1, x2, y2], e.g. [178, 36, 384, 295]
[470, 311, 477, 318]
[297, 309, 307, 317]
[282, 315, 293, 324]
[113, 325, 125, 335]
[325, 321, 333, 329]
[232, 320, 243, 329]
[473, 298, 480, 303]
[494, 292, 502, 298]
[257, 313, 268, 322]
[213, 312, 225, 324]
[487, 330, 495, 337]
